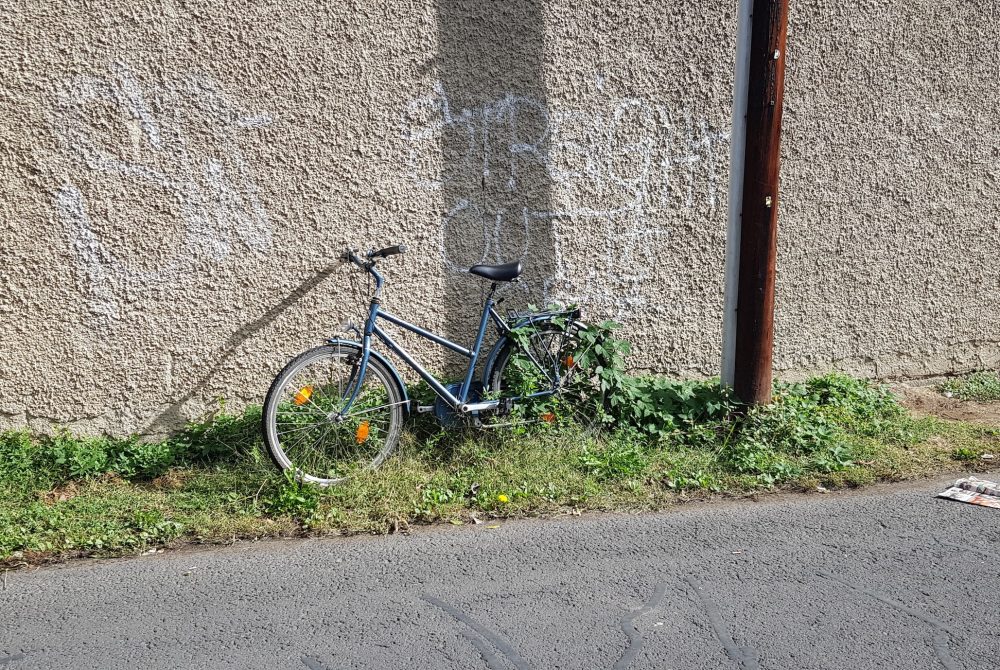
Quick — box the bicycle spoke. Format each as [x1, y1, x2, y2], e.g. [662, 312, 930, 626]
[338, 399, 409, 418]
[301, 421, 336, 471]
[276, 421, 331, 438]
[282, 379, 332, 418]
[281, 421, 326, 466]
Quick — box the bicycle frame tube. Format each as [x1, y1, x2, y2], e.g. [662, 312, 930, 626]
[339, 298, 380, 413]
[373, 326, 459, 405]
[339, 252, 513, 413]
[458, 298, 494, 400]
[377, 311, 472, 358]
[368, 299, 507, 408]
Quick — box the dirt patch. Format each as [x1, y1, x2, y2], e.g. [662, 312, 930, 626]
[893, 383, 1000, 426]
[150, 470, 192, 491]
[37, 482, 80, 505]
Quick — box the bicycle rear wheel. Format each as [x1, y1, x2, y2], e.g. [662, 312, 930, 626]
[262, 344, 404, 486]
[486, 321, 609, 430]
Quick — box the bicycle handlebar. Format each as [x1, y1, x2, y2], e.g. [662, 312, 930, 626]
[341, 246, 406, 301]
[340, 245, 407, 266]
[371, 244, 407, 259]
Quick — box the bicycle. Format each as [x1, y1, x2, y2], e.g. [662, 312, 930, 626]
[261, 244, 605, 486]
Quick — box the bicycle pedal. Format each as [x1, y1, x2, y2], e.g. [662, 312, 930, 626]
[416, 405, 435, 413]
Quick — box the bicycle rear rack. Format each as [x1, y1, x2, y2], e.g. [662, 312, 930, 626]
[505, 306, 581, 324]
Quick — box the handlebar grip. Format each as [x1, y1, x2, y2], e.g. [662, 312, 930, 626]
[371, 244, 407, 259]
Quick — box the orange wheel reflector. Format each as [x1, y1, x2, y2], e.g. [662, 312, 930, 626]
[563, 355, 574, 368]
[541, 412, 556, 423]
[293, 385, 314, 406]
[355, 421, 371, 444]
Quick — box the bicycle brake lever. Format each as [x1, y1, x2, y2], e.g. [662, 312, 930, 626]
[339, 320, 362, 339]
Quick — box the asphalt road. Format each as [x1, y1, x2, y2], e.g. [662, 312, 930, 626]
[2, 475, 998, 669]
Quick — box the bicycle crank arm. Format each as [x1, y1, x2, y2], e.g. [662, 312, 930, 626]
[459, 400, 500, 413]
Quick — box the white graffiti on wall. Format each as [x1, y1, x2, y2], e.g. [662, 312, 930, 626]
[402, 79, 729, 316]
[53, 62, 273, 322]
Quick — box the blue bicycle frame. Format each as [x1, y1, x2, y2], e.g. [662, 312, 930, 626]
[334, 250, 529, 418]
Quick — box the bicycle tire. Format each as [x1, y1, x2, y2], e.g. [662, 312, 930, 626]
[262, 344, 404, 486]
[486, 320, 609, 431]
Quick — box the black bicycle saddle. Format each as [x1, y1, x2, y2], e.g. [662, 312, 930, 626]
[468, 261, 523, 282]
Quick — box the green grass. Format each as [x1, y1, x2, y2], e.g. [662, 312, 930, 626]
[940, 371, 1000, 402]
[2, 374, 997, 567]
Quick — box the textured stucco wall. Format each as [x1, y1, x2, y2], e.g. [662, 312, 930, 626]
[1, 0, 997, 435]
[777, 0, 1000, 378]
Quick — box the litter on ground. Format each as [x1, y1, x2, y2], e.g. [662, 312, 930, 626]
[937, 477, 1000, 509]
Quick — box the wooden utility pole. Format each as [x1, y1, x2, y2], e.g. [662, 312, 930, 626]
[732, 0, 789, 405]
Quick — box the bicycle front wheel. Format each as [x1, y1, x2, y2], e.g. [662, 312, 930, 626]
[262, 344, 404, 486]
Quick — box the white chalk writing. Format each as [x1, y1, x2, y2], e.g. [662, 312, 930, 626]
[402, 79, 729, 317]
[52, 62, 273, 322]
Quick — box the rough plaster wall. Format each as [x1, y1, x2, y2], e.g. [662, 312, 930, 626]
[1, 0, 448, 434]
[778, 0, 1000, 378]
[542, 1, 735, 376]
[0, 0, 996, 435]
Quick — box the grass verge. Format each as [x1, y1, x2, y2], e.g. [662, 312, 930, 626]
[2, 374, 997, 568]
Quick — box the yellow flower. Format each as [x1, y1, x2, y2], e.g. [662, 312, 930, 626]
[497, 494, 510, 504]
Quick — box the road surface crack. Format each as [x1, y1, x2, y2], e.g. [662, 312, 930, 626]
[684, 576, 759, 670]
[421, 594, 531, 670]
[816, 571, 959, 670]
[614, 581, 667, 670]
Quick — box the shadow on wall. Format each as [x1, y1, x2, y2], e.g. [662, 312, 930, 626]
[436, 0, 556, 346]
[141, 264, 339, 434]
